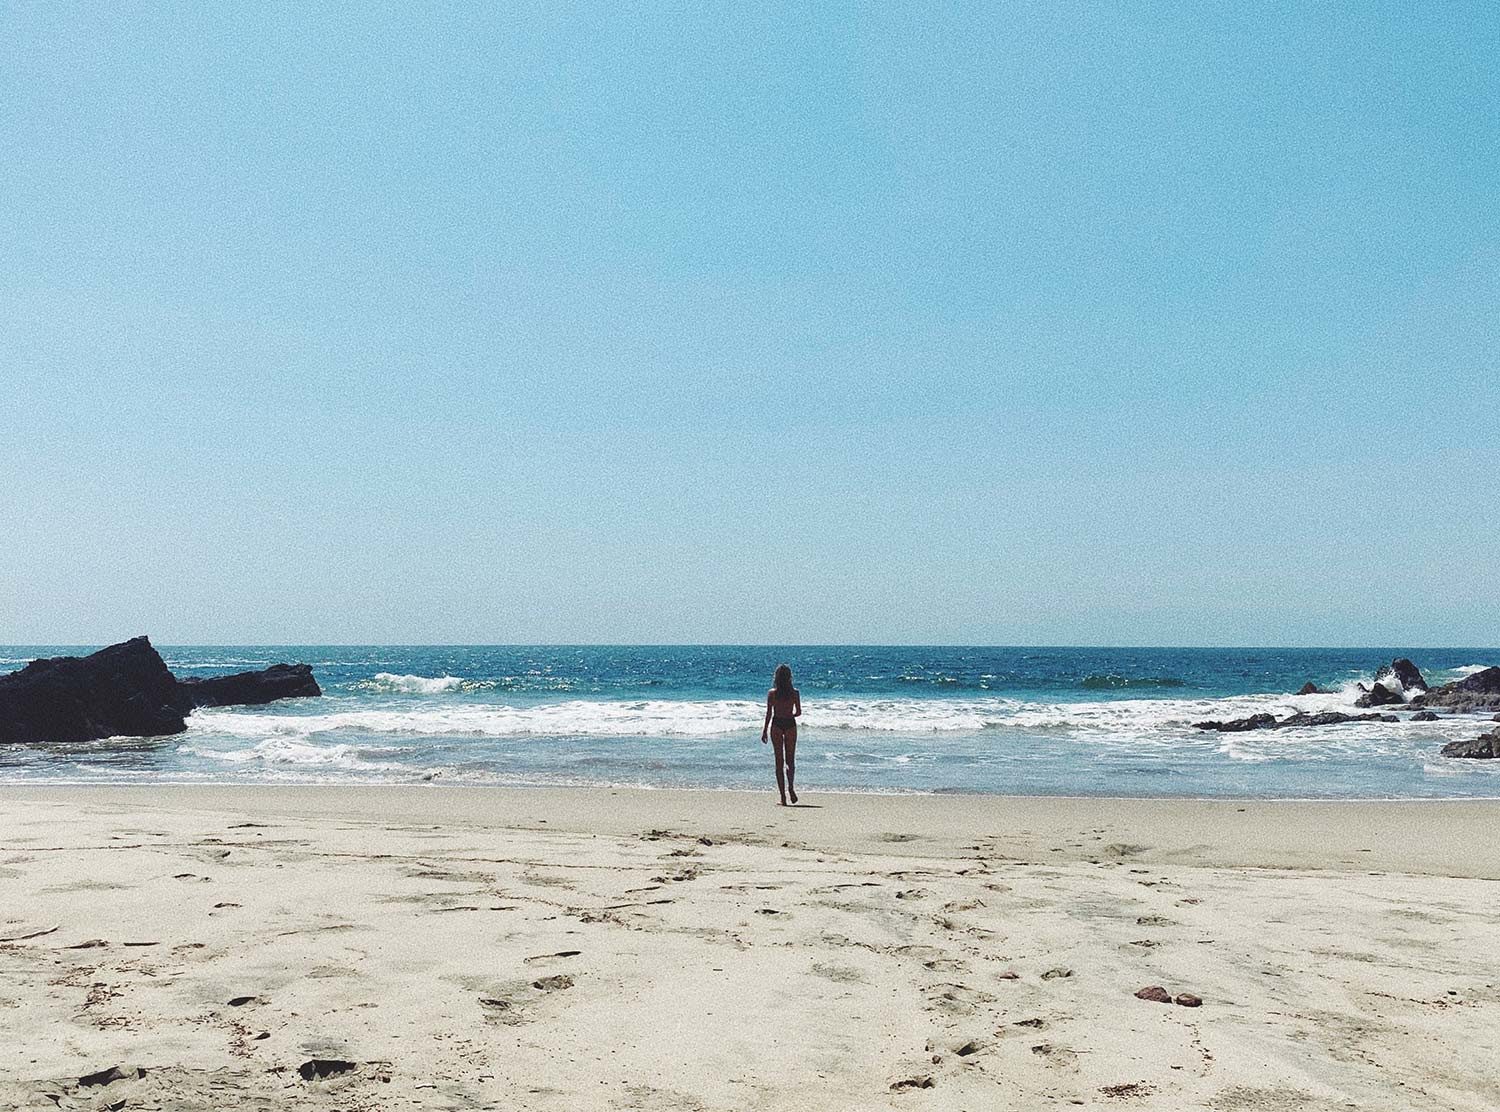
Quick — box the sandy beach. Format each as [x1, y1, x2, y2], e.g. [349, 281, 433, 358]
[2, 786, 1498, 1111]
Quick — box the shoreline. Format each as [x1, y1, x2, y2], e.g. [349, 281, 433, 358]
[5, 783, 1498, 879]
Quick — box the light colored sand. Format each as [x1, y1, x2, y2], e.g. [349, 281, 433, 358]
[1, 786, 1498, 1111]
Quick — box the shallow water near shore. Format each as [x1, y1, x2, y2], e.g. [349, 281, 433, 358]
[2, 645, 1497, 798]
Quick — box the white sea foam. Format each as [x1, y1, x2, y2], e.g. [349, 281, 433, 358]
[181, 681, 1488, 751]
[1448, 664, 1493, 678]
[363, 672, 478, 695]
[176, 736, 413, 774]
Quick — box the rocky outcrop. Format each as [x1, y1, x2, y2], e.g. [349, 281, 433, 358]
[0, 637, 187, 745]
[1355, 682, 1403, 708]
[1278, 710, 1400, 729]
[1193, 714, 1271, 732]
[1441, 730, 1500, 759]
[1193, 713, 1278, 732]
[0, 638, 322, 745]
[1411, 710, 1440, 722]
[1375, 658, 1428, 693]
[178, 664, 321, 708]
[1421, 667, 1500, 712]
[1195, 711, 1398, 732]
[1349, 660, 1433, 708]
[1295, 682, 1329, 696]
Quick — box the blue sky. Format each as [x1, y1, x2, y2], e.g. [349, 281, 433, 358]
[2, 3, 1496, 645]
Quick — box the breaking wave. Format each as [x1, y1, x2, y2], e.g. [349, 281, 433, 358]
[359, 673, 494, 695]
[181, 682, 1483, 748]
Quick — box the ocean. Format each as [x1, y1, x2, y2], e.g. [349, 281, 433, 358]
[2, 645, 1497, 798]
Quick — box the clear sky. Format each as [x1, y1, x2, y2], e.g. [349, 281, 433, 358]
[2, 3, 1497, 646]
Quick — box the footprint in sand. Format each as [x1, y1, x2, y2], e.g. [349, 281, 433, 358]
[942, 899, 984, 913]
[1030, 1043, 1079, 1068]
[889, 1075, 935, 1091]
[478, 996, 521, 1024]
[810, 963, 865, 984]
[922, 983, 994, 1016]
[922, 958, 968, 974]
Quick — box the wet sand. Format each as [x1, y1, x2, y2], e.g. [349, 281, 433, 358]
[2, 785, 1498, 1110]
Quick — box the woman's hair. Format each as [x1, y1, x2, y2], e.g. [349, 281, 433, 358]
[773, 663, 794, 695]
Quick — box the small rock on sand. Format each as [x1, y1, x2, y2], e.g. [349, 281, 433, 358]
[1135, 986, 1171, 1003]
[78, 1066, 144, 1087]
[298, 1059, 356, 1081]
[1175, 993, 1203, 1007]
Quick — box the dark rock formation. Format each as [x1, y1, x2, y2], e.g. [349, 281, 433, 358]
[1174, 993, 1203, 1008]
[0, 638, 322, 745]
[1193, 712, 1278, 732]
[1354, 682, 1403, 708]
[1135, 986, 1171, 1003]
[1195, 711, 1398, 732]
[1411, 710, 1440, 722]
[0, 637, 187, 745]
[1295, 682, 1329, 696]
[1422, 667, 1500, 712]
[178, 664, 321, 708]
[1277, 711, 1398, 729]
[1441, 730, 1500, 759]
[78, 1066, 145, 1088]
[1375, 658, 1428, 693]
[298, 1059, 357, 1081]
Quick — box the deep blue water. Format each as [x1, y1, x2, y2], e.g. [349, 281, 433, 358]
[2, 645, 1498, 798]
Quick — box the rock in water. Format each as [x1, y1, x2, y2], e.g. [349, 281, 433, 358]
[1276, 711, 1397, 729]
[1193, 711, 1396, 732]
[1423, 667, 1500, 712]
[1295, 682, 1328, 695]
[1354, 682, 1403, 708]
[1375, 658, 1429, 694]
[1411, 710, 1440, 722]
[0, 637, 186, 745]
[1441, 731, 1500, 759]
[1192, 713, 1278, 732]
[178, 664, 322, 708]
[0, 638, 323, 744]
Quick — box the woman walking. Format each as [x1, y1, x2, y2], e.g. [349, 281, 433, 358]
[761, 663, 801, 805]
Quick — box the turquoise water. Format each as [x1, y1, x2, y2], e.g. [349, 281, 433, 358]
[2, 646, 1497, 798]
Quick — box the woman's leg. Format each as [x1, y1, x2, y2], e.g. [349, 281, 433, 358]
[770, 731, 788, 805]
[784, 725, 797, 804]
